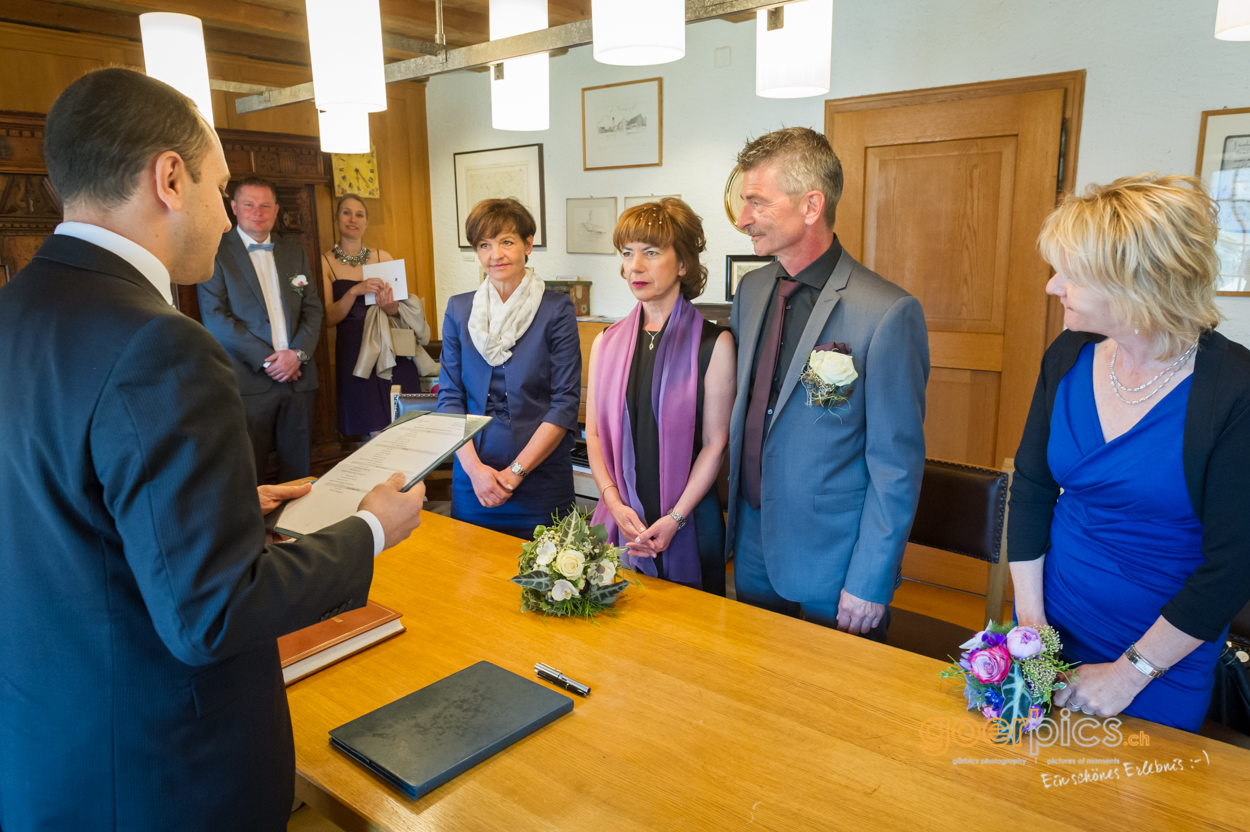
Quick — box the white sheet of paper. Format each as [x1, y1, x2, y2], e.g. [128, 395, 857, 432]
[275, 413, 481, 536]
[362, 259, 409, 305]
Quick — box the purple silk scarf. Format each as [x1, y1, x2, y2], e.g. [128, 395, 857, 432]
[591, 295, 703, 587]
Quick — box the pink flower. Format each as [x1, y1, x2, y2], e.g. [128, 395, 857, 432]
[1005, 626, 1043, 659]
[969, 645, 1012, 684]
[982, 704, 1002, 720]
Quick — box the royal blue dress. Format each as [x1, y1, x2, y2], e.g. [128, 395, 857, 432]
[1044, 343, 1226, 732]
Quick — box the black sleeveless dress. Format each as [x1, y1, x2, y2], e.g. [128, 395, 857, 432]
[625, 317, 726, 596]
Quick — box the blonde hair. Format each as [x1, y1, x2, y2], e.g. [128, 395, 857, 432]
[612, 198, 708, 300]
[1037, 174, 1222, 359]
[736, 126, 843, 228]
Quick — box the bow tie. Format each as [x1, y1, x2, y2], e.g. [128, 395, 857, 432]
[247, 242, 274, 252]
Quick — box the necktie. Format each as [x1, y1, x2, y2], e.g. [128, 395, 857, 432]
[742, 278, 801, 511]
[247, 242, 274, 252]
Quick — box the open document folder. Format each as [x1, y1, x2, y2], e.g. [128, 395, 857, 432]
[270, 412, 491, 538]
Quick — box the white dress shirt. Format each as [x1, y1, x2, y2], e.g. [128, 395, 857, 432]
[55, 222, 173, 305]
[54, 222, 386, 556]
[237, 226, 290, 352]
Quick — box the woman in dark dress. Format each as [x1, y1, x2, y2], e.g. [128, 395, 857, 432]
[437, 199, 582, 538]
[585, 199, 737, 594]
[321, 194, 424, 437]
[1010, 174, 1250, 732]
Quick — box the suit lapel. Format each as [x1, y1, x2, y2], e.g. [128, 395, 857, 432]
[770, 249, 854, 429]
[274, 239, 299, 337]
[735, 261, 783, 398]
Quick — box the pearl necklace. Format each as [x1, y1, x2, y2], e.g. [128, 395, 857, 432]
[332, 242, 370, 268]
[1109, 341, 1197, 405]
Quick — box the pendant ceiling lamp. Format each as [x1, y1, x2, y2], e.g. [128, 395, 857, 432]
[139, 13, 214, 120]
[591, 0, 684, 66]
[755, 0, 833, 99]
[306, 0, 387, 113]
[1216, 0, 1250, 40]
[489, 0, 549, 131]
[317, 108, 370, 154]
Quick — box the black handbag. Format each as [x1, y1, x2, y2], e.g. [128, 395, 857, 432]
[1207, 634, 1250, 736]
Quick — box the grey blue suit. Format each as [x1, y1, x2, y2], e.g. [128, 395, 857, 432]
[198, 230, 323, 482]
[727, 247, 929, 630]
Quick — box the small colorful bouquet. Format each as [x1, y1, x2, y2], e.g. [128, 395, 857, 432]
[939, 621, 1078, 740]
[800, 344, 857, 411]
[510, 510, 632, 617]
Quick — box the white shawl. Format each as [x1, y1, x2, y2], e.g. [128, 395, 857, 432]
[467, 268, 545, 367]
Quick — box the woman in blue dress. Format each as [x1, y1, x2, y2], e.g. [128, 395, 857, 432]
[437, 199, 581, 538]
[1010, 174, 1250, 732]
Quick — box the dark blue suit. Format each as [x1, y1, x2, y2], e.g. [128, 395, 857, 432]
[0, 235, 374, 830]
[437, 289, 581, 536]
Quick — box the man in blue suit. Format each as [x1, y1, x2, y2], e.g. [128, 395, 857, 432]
[726, 127, 929, 640]
[0, 69, 425, 830]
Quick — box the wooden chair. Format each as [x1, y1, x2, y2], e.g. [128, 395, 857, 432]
[888, 458, 1012, 661]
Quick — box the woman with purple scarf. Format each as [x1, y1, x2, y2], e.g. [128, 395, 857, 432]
[585, 199, 736, 594]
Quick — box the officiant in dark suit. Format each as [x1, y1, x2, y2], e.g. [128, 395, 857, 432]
[199, 176, 323, 482]
[0, 68, 425, 831]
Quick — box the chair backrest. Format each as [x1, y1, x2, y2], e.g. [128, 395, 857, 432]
[390, 384, 438, 422]
[909, 458, 1009, 564]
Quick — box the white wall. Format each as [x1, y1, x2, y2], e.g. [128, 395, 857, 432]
[425, 0, 1250, 343]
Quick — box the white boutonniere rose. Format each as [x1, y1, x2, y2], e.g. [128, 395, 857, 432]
[290, 274, 309, 295]
[555, 549, 586, 580]
[809, 351, 857, 388]
[800, 345, 857, 412]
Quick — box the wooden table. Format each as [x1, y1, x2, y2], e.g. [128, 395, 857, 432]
[289, 514, 1250, 831]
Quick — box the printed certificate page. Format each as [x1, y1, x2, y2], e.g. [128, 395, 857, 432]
[362, 259, 409, 305]
[273, 413, 489, 537]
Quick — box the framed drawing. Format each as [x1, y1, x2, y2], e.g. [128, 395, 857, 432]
[726, 254, 775, 299]
[1196, 107, 1250, 295]
[453, 144, 546, 248]
[624, 194, 681, 209]
[567, 197, 618, 254]
[582, 78, 662, 171]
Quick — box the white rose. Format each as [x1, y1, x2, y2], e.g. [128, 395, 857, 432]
[555, 548, 585, 580]
[810, 351, 857, 388]
[550, 579, 575, 601]
[590, 560, 616, 586]
[534, 539, 557, 566]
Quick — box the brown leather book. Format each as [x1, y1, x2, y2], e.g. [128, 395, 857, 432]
[278, 600, 405, 686]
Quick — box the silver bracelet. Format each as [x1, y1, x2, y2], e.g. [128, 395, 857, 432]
[1124, 643, 1168, 679]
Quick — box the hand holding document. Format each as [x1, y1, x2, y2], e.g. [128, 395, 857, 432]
[363, 260, 409, 306]
[271, 412, 490, 538]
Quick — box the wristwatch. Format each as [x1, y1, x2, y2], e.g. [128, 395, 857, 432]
[668, 509, 686, 530]
[294, 349, 309, 364]
[1124, 643, 1168, 679]
[509, 461, 528, 479]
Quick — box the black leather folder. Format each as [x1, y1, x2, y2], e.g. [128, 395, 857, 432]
[329, 660, 574, 799]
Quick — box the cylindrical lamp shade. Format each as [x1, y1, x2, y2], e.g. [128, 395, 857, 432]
[491, 54, 550, 131]
[489, 0, 549, 131]
[755, 0, 833, 99]
[306, 0, 387, 112]
[1216, 0, 1250, 40]
[591, 0, 684, 66]
[317, 108, 370, 154]
[139, 13, 214, 120]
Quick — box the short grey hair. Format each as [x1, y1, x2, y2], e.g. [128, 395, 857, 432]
[736, 127, 843, 228]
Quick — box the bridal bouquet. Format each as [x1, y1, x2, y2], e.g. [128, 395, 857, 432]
[939, 621, 1078, 740]
[510, 511, 631, 617]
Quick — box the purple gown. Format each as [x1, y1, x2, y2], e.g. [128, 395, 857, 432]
[331, 279, 422, 436]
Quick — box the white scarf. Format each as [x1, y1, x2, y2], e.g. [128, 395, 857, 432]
[468, 267, 545, 367]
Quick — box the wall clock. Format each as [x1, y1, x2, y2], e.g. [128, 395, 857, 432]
[332, 144, 380, 199]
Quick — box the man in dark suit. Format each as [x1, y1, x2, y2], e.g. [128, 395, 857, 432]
[198, 177, 322, 482]
[0, 68, 424, 831]
[726, 127, 929, 640]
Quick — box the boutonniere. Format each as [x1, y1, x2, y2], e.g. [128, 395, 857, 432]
[800, 342, 857, 410]
[289, 274, 309, 296]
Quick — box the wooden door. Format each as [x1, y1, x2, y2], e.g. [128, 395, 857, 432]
[827, 75, 1080, 601]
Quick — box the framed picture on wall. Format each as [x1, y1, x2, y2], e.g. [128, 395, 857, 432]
[567, 197, 618, 254]
[582, 78, 662, 171]
[624, 194, 681, 209]
[1196, 107, 1250, 295]
[726, 254, 775, 299]
[453, 143, 546, 249]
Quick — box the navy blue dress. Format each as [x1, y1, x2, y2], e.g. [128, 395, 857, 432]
[331, 279, 422, 436]
[1045, 343, 1225, 732]
[437, 289, 582, 538]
